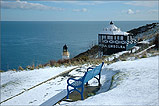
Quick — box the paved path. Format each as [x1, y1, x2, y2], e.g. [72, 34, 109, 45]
[40, 89, 67, 106]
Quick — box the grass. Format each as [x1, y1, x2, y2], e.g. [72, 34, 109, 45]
[60, 85, 100, 102]
[110, 72, 128, 90]
[1, 81, 20, 88]
[4, 39, 159, 73]
[141, 54, 147, 58]
[0, 70, 5, 72]
[18, 66, 24, 71]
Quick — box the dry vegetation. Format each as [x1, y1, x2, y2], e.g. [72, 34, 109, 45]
[1, 24, 158, 72]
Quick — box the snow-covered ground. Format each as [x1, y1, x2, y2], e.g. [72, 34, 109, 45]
[60, 56, 159, 105]
[106, 46, 140, 62]
[1, 56, 158, 105]
[136, 23, 159, 41]
[1, 66, 76, 104]
[135, 45, 155, 56]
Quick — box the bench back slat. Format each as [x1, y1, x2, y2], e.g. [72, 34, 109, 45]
[83, 70, 94, 83]
[83, 63, 104, 83]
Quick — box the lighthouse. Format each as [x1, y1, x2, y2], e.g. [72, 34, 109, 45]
[62, 44, 70, 60]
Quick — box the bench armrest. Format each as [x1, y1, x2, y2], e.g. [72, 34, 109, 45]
[67, 77, 83, 87]
[87, 67, 94, 72]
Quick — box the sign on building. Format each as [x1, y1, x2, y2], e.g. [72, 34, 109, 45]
[98, 21, 137, 56]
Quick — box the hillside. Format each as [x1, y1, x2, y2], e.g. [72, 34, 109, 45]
[1, 55, 158, 105]
[1, 22, 159, 105]
[61, 56, 158, 105]
[1, 22, 158, 72]
[73, 22, 159, 59]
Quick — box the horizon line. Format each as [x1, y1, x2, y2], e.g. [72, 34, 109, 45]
[1, 20, 158, 22]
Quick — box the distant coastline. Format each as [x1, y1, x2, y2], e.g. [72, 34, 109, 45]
[1, 20, 158, 22]
[39, 22, 159, 70]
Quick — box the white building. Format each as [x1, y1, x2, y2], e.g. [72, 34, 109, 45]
[98, 21, 136, 56]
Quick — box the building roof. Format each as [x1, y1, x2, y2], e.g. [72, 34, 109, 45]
[99, 21, 129, 36]
[63, 44, 68, 50]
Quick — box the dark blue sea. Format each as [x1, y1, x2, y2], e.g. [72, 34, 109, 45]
[1, 21, 156, 71]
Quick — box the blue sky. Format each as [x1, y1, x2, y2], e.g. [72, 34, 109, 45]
[1, 0, 158, 21]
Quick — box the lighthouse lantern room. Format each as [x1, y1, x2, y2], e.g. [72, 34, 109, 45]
[62, 44, 70, 60]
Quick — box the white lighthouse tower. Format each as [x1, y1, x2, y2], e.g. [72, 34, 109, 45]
[62, 44, 70, 60]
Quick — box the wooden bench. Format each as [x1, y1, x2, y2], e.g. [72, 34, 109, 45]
[66, 62, 104, 100]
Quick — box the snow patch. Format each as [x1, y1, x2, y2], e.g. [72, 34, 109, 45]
[61, 56, 158, 105]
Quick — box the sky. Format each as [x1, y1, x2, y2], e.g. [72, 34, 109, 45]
[1, 0, 158, 21]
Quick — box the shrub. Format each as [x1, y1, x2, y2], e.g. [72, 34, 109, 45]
[72, 61, 79, 66]
[119, 57, 126, 61]
[141, 54, 147, 58]
[32, 64, 35, 69]
[50, 60, 57, 66]
[44, 63, 51, 67]
[113, 57, 118, 62]
[0, 70, 4, 72]
[12, 69, 17, 71]
[30, 67, 34, 70]
[54, 63, 61, 67]
[26, 65, 34, 70]
[38, 64, 43, 68]
[136, 55, 141, 59]
[57, 59, 65, 64]
[154, 33, 159, 49]
[80, 56, 89, 61]
[121, 58, 127, 61]
[18, 66, 24, 71]
[26, 66, 30, 70]
[47, 64, 51, 67]
[36, 66, 39, 69]
[107, 61, 113, 65]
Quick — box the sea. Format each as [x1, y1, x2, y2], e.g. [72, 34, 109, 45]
[1, 21, 156, 71]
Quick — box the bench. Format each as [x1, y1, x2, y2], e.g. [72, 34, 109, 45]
[66, 62, 104, 100]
